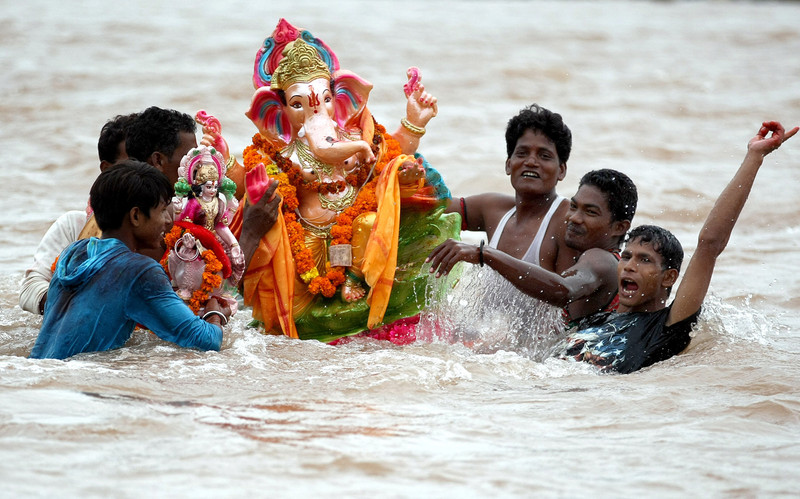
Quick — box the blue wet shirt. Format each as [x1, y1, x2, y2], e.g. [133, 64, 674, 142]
[30, 238, 222, 360]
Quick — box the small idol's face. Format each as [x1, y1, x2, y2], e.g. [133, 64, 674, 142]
[202, 180, 218, 197]
[565, 185, 628, 252]
[505, 129, 565, 197]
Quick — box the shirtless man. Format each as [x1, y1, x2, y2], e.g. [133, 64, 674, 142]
[450, 104, 578, 273]
[555, 121, 797, 373]
[429, 168, 637, 325]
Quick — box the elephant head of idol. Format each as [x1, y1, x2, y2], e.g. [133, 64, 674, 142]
[246, 19, 375, 166]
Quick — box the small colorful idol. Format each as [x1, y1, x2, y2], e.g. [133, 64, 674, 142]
[162, 144, 244, 314]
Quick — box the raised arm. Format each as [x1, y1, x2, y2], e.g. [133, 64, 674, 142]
[668, 121, 798, 325]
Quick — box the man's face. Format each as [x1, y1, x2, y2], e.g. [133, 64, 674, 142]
[134, 200, 172, 254]
[99, 140, 130, 172]
[617, 239, 676, 312]
[565, 185, 626, 252]
[161, 131, 197, 185]
[505, 129, 565, 197]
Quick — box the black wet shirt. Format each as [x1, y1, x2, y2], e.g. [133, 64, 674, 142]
[555, 306, 700, 374]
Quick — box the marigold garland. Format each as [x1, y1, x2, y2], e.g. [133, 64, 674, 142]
[243, 123, 402, 297]
[160, 224, 225, 313]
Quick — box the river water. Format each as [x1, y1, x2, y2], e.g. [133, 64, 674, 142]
[2, 1, 800, 497]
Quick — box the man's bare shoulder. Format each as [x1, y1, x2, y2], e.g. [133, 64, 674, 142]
[463, 193, 515, 230]
[576, 247, 620, 276]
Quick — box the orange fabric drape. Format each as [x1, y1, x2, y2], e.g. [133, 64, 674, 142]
[231, 200, 298, 339]
[362, 155, 405, 329]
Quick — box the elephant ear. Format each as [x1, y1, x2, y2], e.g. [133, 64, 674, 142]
[332, 70, 373, 131]
[245, 87, 292, 145]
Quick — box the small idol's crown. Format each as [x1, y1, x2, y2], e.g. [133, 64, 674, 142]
[270, 39, 331, 91]
[195, 163, 219, 184]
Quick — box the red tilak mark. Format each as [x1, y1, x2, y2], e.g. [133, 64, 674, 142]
[308, 85, 321, 109]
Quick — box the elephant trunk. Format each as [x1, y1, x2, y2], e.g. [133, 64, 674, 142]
[303, 114, 371, 165]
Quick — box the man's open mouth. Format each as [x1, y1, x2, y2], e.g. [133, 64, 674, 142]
[620, 278, 639, 293]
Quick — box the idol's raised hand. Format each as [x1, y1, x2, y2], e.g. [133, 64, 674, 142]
[196, 110, 230, 161]
[403, 67, 438, 128]
[245, 162, 276, 205]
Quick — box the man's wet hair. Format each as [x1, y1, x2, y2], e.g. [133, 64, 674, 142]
[90, 160, 174, 231]
[505, 104, 572, 163]
[579, 169, 638, 223]
[125, 107, 196, 163]
[98, 113, 138, 164]
[626, 225, 684, 272]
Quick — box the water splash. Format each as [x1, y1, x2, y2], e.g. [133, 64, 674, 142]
[695, 293, 782, 347]
[417, 264, 564, 361]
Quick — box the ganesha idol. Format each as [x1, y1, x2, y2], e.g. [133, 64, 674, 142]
[228, 19, 459, 342]
[161, 145, 245, 314]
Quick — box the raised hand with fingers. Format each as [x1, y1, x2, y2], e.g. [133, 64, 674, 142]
[245, 162, 276, 205]
[403, 67, 438, 130]
[196, 110, 230, 160]
[748, 121, 798, 156]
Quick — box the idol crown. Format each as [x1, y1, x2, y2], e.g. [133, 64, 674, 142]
[270, 39, 331, 91]
[195, 163, 219, 184]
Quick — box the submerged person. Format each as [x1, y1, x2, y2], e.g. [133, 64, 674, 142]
[19, 113, 137, 315]
[429, 169, 638, 325]
[30, 161, 228, 360]
[554, 121, 797, 373]
[449, 104, 579, 273]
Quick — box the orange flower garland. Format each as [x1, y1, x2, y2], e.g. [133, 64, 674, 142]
[242, 123, 402, 297]
[160, 225, 224, 313]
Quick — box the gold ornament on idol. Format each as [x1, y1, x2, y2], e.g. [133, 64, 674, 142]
[270, 39, 331, 91]
[401, 117, 426, 136]
[195, 163, 219, 184]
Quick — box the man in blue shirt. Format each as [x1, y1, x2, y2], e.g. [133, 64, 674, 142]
[30, 161, 228, 360]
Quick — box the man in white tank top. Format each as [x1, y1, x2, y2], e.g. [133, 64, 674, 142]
[437, 104, 578, 273]
[429, 169, 638, 325]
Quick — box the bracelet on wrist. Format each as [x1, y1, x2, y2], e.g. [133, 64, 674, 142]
[479, 240, 485, 267]
[401, 117, 426, 136]
[202, 310, 228, 326]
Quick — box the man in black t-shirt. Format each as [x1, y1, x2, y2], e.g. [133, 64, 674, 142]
[556, 121, 797, 373]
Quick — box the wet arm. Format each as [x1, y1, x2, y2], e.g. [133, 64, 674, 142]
[428, 240, 607, 307]
[130, 267, 223, 351]
[669, 122, 798, 325]
[445, 194, 506, 232]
